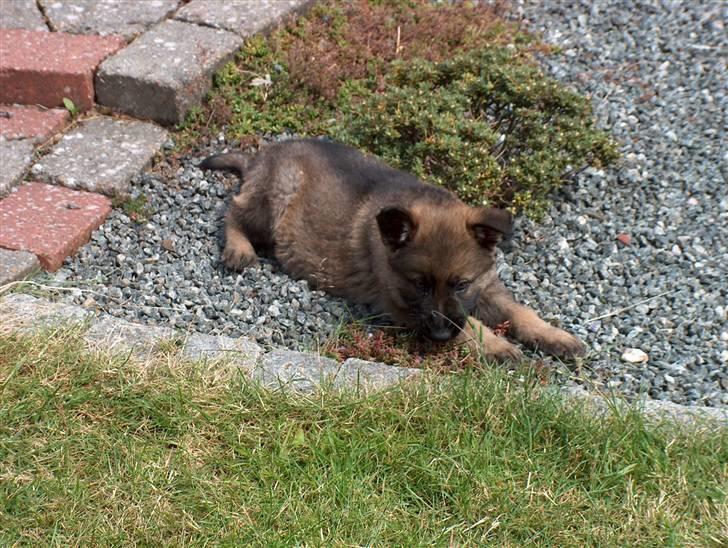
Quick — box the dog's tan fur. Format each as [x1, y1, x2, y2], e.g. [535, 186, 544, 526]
[201, 139, 585, 362]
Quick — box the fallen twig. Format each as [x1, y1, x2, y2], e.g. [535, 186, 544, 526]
[585, 289, 678, 323]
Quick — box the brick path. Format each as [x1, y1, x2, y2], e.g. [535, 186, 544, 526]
[0, 0, 311, 284]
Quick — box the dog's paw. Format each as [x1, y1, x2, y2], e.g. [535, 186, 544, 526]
[222, 243, 257, 270]
[465, 334, 523, 363]
[484, 337, 524, 363]
[531, 327, 586, 359]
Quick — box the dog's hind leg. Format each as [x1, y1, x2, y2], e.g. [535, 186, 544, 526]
[221, 184, 268, 270]
[201, 151, 274, 270]
[222, 203, 257, 270]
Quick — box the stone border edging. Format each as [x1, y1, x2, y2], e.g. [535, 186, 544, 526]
[1, 292, 725, 429]
[0, 292, 421, 395]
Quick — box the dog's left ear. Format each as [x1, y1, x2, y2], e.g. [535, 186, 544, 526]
[468, 207, 513, 248]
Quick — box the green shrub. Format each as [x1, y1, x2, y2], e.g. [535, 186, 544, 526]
[177, 1, 618, 218]
[333, 48, 618, 216]
[284, 0, 520, 100]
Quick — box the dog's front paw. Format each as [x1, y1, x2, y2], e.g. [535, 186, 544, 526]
[459, 317, 524, 364]
[463, 333, 523, 363]
[222, 243, 257, 271]
[484, 337, 524, 363]
[530, 327, 586, 359]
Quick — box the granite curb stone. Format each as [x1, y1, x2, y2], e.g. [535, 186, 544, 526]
[0, 248, 40, 287]
[560, 386, 728, 429]
[0, 139, 33, 196]
[32, 116, 168, 196]
[0, 293, 90, 332]
[0, 29, 125, 111]
[95, 19, 243, 125]
[175, 0, 312, 37]
[0, 293, 724, 428]
[0, 104, 69, 143]
[0, 182, 112, 271]
[255, 349, 422, 394]
[182, 332, 264, 370]
[0, 0, 48, 31]
[84, 314, 178, 360]
[340, 358, 423, 391]
[39, 0, 181, 40]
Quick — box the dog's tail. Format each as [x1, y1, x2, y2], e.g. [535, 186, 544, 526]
[199, 152, 249, 178]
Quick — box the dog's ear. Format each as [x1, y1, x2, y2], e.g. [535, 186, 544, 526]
[468, 207, 512, 248]
[377, 207, 417, 250]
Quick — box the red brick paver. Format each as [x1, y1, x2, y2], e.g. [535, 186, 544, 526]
[0, 29, 125, 111]
[0, 104, 69, 142]
[0, 182, 111, 271]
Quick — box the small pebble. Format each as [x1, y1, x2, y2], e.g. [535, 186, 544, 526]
[622, 348, 649, 364]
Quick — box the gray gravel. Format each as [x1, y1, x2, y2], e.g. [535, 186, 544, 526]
[53, 0, 726, 407]
[505, 0, 727, 406]
[53, 136, 357, 350]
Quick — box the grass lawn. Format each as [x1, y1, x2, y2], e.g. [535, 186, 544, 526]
[1, 329, 725, 545]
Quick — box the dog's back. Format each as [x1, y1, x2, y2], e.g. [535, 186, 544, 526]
[205, 139, 458, 287]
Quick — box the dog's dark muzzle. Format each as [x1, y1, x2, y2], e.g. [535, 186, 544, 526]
[423, 314, 465, 343]
[426, 326, 457, 343]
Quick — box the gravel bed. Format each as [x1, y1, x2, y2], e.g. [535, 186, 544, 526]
[53, 0, 726, 407]
[505, 0, 727, 406]
[52, 138, 358, 351]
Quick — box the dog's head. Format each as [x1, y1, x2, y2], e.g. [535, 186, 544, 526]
[376, 202, 511, 342]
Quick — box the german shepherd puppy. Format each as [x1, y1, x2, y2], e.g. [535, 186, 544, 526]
[201, 139, 585, 362]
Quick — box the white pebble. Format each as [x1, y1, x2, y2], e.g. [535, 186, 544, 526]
[621, 348, 649, 364]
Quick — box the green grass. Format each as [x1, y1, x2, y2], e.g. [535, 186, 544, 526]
[1, 329, 725, 545]
[113, 193, 153, 223]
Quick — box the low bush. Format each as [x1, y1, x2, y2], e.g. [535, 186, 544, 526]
[334, 48, 618, 214]
[178, 0, 618, 217]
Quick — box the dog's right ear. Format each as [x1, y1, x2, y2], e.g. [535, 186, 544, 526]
[468, 207, 513, 249]
[377, 207, 417, 251]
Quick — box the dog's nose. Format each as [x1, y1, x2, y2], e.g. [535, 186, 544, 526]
[428, 326, 454, 343]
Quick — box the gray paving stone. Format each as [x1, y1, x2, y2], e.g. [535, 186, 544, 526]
[560, 386, 728, 429]
[255, 350, 421, 394]
[0, 248, 40, 287]
[340, 358, 422, 391]
[95, 20, 243, 125]
[0, 293, 89, 333]
[39, 0, 179, 40]
[0, 139, 33, 196]
[84, 314, 177, 360]
[0, 0, 48, 31]
[175, 0, 311, 37]
[32, 116, 167, 197]
[182, 332, 263, 370]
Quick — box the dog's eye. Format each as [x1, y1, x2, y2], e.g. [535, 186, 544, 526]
[453, 280, 472, 293]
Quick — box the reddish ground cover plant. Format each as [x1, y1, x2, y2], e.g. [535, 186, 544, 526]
[323, 323, 479, 371]
[284, 0, 516, 100]
[321, 319, 544, 376]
